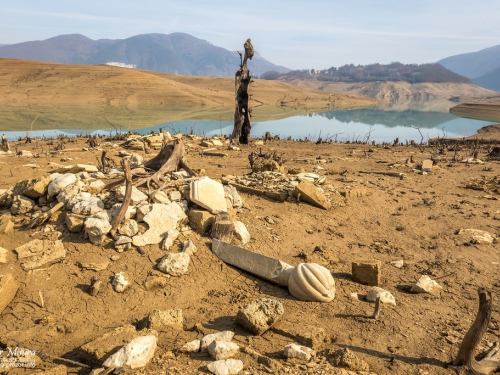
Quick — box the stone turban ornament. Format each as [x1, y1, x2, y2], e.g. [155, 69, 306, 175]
[212, 239, 336, 303]
[287, 263, 336, 302]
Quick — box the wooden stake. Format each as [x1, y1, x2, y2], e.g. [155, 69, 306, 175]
[109, 158, 132, 240]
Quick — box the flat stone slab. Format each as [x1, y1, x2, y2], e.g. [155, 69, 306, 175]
[133, 203, 187, 247]
[15, 239, 66, 270]
[0, 273, 19, 313]
[294, 180, 331, 210]
[50, 164, 98, 174]
[190, 177, 227, 214]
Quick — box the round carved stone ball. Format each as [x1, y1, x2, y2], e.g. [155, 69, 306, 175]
[288, 263, 336, 302]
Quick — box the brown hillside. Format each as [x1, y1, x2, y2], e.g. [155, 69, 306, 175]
[0, 59, 377, 130]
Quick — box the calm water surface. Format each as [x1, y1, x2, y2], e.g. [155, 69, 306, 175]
[1, 104, 491, 143]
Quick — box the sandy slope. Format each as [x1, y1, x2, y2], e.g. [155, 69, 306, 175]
[282, 79, 497, 106]
[0, 59, 378, 130]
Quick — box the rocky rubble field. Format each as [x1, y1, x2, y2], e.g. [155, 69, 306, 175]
[0, 132, 499, 375]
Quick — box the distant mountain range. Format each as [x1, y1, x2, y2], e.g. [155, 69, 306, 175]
[265, 62, 472, 84]
[0, 33, 290, 77]
[438, 44, 500, 91]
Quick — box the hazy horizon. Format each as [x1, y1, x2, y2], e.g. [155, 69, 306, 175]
[1, 0, 500, 70]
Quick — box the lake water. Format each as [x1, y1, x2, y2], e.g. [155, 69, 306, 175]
[1, 104, 492, 143]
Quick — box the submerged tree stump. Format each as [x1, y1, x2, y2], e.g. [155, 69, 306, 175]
[230, 39, 254, 145]
[1, 134, 9, 151]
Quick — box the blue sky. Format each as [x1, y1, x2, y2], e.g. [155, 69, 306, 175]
[1, 0, 500, 70]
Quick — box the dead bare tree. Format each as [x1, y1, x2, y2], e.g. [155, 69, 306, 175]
[230, 39, 254, 145]
[451, 288, 500, 375]
[1, 134, 9, 151]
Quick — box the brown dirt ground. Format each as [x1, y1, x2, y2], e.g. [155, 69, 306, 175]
[0, 132, 499, 375]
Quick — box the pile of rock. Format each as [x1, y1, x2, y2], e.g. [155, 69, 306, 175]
[0, 163, 251, 275]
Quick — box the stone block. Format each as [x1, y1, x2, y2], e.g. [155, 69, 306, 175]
[422, 159, 433, 172]
[294, 180, 331, 210]
[139, 309, 183, 331]
[65, 213, 86, 233]
[352, 260, 381, 286]
[0, 247, 7, 263]
[13, 176, 52, 199]
[188, 209, 215, 235]
[15, 239, 66, 270]
[0, 273, 19, 313]
[273, 324, 328, 349]
[190, 177, 227, 214]
[0, 217, 14, 234]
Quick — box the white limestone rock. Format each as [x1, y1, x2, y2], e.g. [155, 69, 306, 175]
[224, 185, 243, 208]
[169, 190, 182, 202]
[366, 287, 396, 305]
[108, 203, 136, 221]
[207, 359, 243, 375]
[116, 185, 148, 205]
[208, 341, 240, 361]
[284, 343, 316, 361]
[157, 252, 190, 277]
[411, 275, 443, 296]
[88, 179, 106, 193]
[72, 195, 105, 215]
[132, 203, 187, 247]
[179, 339, 201, 353]
[102, 335, 157, 369]
[458, 228, 496, 244]
[200, 331, 235, 352]
[11, 195, 35, 215]
[182, 240, 197, 256]
[150, 191, 171, 205]
[85, 216, 112, 244]
[161, 229, 180, 250]
[57, 183, 81, 206]
[48, 174, 78, 197]
[118, 219, 139, 237]
[112, 272, 129, 293]
[190, 177, 227, 214]
[233, 221, 250, 244]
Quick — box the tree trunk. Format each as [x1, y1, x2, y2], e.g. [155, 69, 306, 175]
[1, 135, 9, 151]
[230, 39, 254, 145]
[135, 138, 197, 190]
[452, 288, 500, 375]
[109, 158, 132, 240]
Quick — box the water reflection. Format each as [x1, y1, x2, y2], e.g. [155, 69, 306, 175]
[1, 103, 491, 143]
